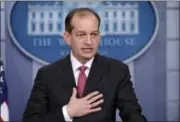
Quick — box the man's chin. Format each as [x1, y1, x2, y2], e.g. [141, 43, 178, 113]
[83, 53, 95, 59]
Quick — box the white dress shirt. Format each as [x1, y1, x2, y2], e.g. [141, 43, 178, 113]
[62, 52, 94, 121]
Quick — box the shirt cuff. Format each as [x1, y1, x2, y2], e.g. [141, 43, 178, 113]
[62, 105, 73, 121]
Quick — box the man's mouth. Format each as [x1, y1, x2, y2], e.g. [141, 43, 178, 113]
[82, 48, 93, 52]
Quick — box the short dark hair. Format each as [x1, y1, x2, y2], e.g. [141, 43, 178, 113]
[65, 7, 101, 33]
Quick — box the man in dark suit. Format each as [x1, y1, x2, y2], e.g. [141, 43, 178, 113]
[22, 7, 147, 122]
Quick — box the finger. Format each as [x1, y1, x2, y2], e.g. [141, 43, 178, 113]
[87, 93, 103, 104]
[88, 107, 102, 113]
[90, 99, 104, 108]
[84, 91, 99, 100]
[71, 87, 77, 99]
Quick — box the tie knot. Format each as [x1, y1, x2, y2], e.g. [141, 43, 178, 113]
[79, 66, 87, 73]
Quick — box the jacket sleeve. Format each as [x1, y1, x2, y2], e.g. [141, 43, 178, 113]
[22, 69, 66, 122]
[116, 64, 147, 122]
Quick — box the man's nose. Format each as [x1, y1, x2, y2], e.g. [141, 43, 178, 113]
[84, 35, 92, 45]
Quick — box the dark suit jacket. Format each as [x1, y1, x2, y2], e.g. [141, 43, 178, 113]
[22, 54, 147, 122]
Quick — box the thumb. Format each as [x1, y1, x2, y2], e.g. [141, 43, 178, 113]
[71, 87, 77, 99]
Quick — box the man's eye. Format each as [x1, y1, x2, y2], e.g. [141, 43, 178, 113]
[77, 34, 85, 37]
[92, 33, 98, 36]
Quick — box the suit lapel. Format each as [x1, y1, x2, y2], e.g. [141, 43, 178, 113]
[83, 54, 108, 97]
[61, 54, 76, 90]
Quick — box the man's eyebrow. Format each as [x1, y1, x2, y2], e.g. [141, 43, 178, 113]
[88, 29, 99, 32]
[92, 31, 99, 33]
[76, 31, 86, 33]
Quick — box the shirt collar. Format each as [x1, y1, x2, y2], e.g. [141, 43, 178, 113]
[70, 51, 94, 72]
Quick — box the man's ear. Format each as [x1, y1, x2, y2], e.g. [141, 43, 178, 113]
[63, 31, 71, 45]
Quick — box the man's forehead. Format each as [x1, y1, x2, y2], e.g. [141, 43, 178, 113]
[70, 14, 99, 33]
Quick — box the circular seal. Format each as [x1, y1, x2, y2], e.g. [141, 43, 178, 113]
[8, 1, 158, 64]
